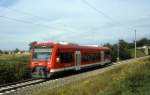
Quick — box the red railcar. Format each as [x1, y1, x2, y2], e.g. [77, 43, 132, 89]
[30, 42, 111, 78]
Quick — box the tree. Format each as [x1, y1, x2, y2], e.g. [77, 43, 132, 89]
[119, 40, 131, 60]
[137, 38, 150, 47]
[110, 44, 118, 62]
[4, 51, 8, 54]
[14, 48, 20, 53]
[103, 43, 112, 47]
[119, 40, 129, 48]
[29, 41, 37, 50]
[103, 43, 117, 62]
[103, 39, 132, 62]
[0, 50, 3, 54]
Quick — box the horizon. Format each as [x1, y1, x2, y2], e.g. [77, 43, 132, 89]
[0, 37, 149, 51]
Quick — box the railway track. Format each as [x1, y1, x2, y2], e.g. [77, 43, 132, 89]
[0, 56, 149, 95]
[0, 79, 46, 95]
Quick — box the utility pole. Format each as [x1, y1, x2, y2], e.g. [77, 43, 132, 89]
[117, 40, 120, 61]
[134, 29, 137, 58]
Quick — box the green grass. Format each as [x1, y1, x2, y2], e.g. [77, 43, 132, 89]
[32, 57, 150, 95]
[0, 54, 31, 84]
[129, 49, 146, 58]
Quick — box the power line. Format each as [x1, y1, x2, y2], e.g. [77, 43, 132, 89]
[81, 0, 115, 22]
[0, 6, 75, 32]
[81, 0, 133, 30]
[0, 6, 50, 21]
[0, 15, 75, 33]
[0, 15, 55, 29]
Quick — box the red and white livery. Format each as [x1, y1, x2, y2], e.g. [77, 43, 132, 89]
[30, 42, 111, 78]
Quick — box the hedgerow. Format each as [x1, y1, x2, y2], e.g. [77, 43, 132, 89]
[0, 55, 31, 84]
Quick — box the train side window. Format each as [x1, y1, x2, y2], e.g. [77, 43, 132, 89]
[81, 53, 100, 62]
[60, 52, 74, 63]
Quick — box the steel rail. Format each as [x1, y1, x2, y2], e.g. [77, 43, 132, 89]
[0, 79, 46, 95]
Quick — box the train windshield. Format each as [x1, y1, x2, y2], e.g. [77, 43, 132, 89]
[32, 47, 53, 61]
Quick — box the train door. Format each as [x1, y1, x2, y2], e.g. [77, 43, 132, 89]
[75, 51, 81, 70]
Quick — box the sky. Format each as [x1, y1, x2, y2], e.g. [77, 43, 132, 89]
[0, 0, 150, 50]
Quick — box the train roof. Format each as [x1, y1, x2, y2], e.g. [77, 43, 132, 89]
[32, 42, 111, 50]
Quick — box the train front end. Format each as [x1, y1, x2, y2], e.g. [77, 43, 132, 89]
[30, 44, 54, 78]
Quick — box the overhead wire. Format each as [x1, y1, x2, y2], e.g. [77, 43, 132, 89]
[81, 0, 133, 30]
[0, 15, 76, 34]
[0, 6, 50, 21]
[0, 6, 76, 33]
[0, 15, 56, 29]
[81, 0, 114, 22]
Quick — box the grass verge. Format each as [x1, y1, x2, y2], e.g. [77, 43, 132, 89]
[129, 49, 145, 58]
[0, 54, 31, 84]
[33, 57, 150, 95]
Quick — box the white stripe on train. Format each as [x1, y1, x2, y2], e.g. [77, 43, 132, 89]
[50, 60, 111, 73]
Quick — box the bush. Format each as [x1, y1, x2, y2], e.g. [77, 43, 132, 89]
[0, 55, 31, 84]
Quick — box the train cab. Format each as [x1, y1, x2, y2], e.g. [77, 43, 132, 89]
[30, 43, 55, 78]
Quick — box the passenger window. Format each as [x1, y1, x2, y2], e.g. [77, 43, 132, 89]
[60, 52, 74, 63]
[81, 53, 100, 62]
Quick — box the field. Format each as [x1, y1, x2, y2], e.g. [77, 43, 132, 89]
[0, 54, 31, 85]
[32, 57, 150, 95]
